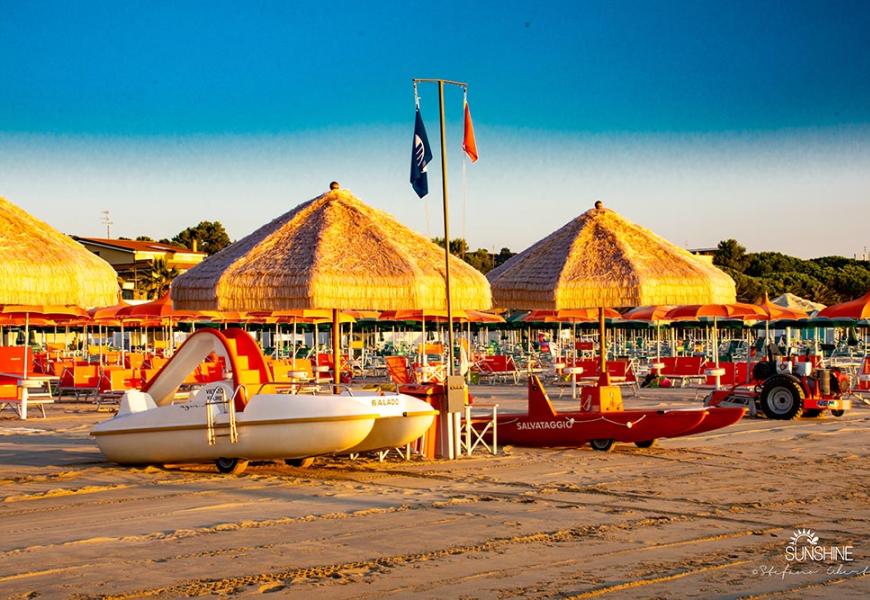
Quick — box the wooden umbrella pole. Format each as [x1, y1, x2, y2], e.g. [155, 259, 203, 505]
[598, 307, 608, 385]
[23, 312, 30, 378]
[332, 309, 341, 393]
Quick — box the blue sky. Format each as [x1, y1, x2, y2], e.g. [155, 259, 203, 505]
[2, 0, 869, 258]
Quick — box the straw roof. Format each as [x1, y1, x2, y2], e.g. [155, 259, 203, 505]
[0, 197, 119, 307]
[171, 188, 492, 312]
[487, 203, 736, 310]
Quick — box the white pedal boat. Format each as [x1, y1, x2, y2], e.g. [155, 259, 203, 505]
[342, 391, 438, 455]
[91, 328, 437, 472]
[91, 384, 379, 466]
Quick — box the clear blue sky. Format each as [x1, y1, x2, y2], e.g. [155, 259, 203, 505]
[2, 0, 869, 258]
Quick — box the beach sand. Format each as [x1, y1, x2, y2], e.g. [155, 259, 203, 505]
[0, 385, 867, 598]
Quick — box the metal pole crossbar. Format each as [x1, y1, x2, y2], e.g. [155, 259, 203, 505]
[413, 77, 468, 377]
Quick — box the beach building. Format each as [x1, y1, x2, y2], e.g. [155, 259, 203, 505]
[74, 237, 207, 300]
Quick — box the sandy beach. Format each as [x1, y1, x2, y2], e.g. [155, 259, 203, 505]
[1, 385, 868, 599]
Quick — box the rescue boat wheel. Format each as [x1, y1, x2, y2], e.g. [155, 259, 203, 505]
[634, 439, 656, 448]
[215, 457, 249, 475]
[831, 409, 845, 417]
[284, 457, 315, 468]
[590, 438, 615, 452]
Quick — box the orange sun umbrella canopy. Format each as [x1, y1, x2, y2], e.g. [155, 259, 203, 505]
[621, 305, 676, 322]
[664, 303, 766, 321]
[0, 304, 89, 321]
[522, 308, 620, 323]
[817, 289, 870, 320]
[116, 294, 198, 320]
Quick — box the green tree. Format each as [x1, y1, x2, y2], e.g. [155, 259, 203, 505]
[431, 237, 469, 257]
[713, 239, 749, 271]
[431, 237, 497, 274]
[832, 264, 870, 300]
[464, 248, 495, 274]
[494, 247, 515, 268]
[722, 268, 767, 303]
[715, 238, 870, 305]
[136, 235, 155, 242]
[139, 259, 179, 300]
[745, 252, 804, 277]
[172, 221, 231, 255]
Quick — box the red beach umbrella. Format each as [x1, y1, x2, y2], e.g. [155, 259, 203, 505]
[817, 289, 870, 320]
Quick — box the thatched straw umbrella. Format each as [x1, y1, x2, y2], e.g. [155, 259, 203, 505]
[0, 197, 119, 307]
[172, 187, 492, 388]
[0, 196, 119, 418]
[488, 202, 736, 384]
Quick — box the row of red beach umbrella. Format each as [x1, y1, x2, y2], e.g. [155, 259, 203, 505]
[2, 289, 869, 329]
[520, 290, 870, 323]
[0, 295, 509, 328]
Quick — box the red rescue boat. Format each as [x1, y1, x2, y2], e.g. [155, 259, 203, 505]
[483, 376, 745, 452]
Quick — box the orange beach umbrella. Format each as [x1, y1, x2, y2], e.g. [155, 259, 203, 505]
[817, 289, 870, 320]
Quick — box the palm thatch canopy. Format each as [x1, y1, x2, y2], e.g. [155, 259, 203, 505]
[0, 196, 119, 307]
[487, 203, 736, 310]
[171, 188, 492, 312]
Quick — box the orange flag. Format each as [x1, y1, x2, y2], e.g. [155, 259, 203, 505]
[462, 99, 478, 163]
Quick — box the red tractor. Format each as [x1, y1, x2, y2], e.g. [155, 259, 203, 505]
[705, 351, 851, 420]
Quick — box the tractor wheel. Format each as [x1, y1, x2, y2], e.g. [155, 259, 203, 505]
[284, 457, 315, 468]
[801, 409, 821, 418]
[215, 457, 249, 475]
[634, 440, 656, 449]
[831, 409, 845, 417]
[760, 375, 804, 420]
[590, 438, 615, 452]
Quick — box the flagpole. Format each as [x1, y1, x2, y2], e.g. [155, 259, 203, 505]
[413, 77, 468, 378]
[437, 80, 454, 377]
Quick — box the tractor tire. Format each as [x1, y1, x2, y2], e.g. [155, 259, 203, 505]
[215, 457, 249, 475]
[801, 409, 821, 418]
[590, 438, 615, 452]
[760, 375, 804, 420]
[752, 361, 775, 382]
[284, 457, 315, 468]
[634, 440, 656, 449]
[831, 409, 845, 417]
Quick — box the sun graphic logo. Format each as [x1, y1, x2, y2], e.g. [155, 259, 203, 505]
[789, 529, 819, 547]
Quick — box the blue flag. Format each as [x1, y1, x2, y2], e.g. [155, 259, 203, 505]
[410, 108, 433, 198]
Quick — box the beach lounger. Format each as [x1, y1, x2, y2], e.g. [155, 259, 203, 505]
[658, 356, 707, 386]
[57, 364, 100, 400]
[473, 355, 519, 384]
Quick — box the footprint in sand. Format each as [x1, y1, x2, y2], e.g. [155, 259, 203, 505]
[258, 581, 285, 593]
